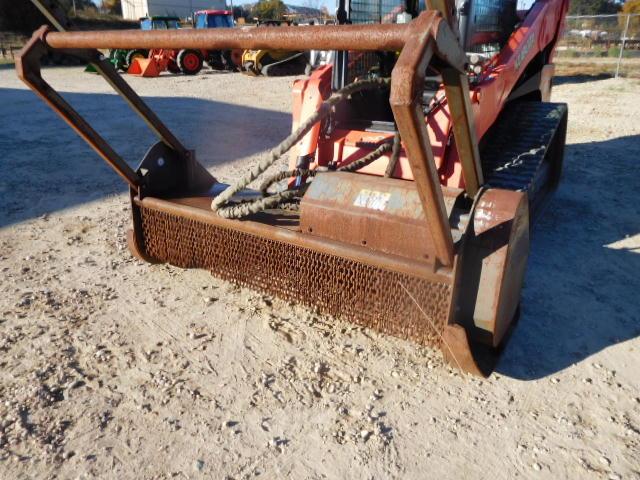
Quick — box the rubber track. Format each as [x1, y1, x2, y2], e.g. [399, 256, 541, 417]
[480, 102, 568, 193]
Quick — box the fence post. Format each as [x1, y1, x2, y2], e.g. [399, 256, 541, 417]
[616, 13, 631, 78]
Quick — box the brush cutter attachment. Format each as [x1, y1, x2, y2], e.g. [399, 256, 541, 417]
[16, 4, 568, 376]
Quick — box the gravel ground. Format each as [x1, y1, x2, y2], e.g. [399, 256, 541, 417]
[0, 66, 639, 479]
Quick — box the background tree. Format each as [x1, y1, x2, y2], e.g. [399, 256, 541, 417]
[620, 0, 640, 34]
[252, 0, 288, 21]
[569, 0, 621, 15]
[233, 5, 253, 21]
[320, 6, 331, 20]
[101, 0, 122, 15]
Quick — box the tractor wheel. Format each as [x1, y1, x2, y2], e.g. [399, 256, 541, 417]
[177, 50, 204, 75]
[125, 49, 147, 70]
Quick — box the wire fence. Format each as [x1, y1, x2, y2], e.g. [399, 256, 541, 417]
[557, 14, 640, 78]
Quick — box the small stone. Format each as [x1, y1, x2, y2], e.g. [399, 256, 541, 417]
[608, 473, 621, 480]
[194, 459, 205, 471]
[360, 430, 371, 441]
[66, 379, 85, 390]
[550, 377, 560, 384]
[583, 378, 593, 384]
[62, 450, 75, 460]
[532, 462, 542, 471]
[204, 297, 216, 304]
[599, 456, 611, 466]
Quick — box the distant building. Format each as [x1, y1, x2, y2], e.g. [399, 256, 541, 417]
[121, 0, 228, 20]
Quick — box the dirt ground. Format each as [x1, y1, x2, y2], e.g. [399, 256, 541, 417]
[554, 57, 640, 78]
[0, 66, 639, 480]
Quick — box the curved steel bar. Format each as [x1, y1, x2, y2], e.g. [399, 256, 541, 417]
[390, 12, 456, 268]
[45, 23, 408, 52]
[16, 26, 141, 189]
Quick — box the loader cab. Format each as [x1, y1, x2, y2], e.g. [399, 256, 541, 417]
[333, 0, 522, 89]
[139, 16, 181, 31]
[456, 0, 519, 54]
[331, 0, 520, 127]
[194, 10, 235, 29]
[332, 0, 423, 127]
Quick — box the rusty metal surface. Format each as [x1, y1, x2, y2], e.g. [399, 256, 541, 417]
[441, 68, 483, 196]
[45, 23, 408, 52]
[442, 324, 484, 376]
[425, 0, 462, 47]
[137, 196, 455, 283]
[137, 201, 454, 347]
[389, 13, 455, 268]
[455, 188, 529, 347]
[91, 56, 189, 157]
[300, 172, 463, 264]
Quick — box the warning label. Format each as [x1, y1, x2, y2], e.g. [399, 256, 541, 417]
[353, 189, 391, 211]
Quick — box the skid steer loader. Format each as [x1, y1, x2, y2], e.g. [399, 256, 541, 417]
[17, 0, 568, 375]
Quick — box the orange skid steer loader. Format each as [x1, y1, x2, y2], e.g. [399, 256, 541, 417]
[17, 0, 568, 375]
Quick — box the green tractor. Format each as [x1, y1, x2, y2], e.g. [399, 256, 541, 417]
[85, 16, 180, 73]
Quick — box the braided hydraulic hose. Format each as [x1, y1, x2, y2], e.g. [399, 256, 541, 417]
[338, 139, 393, 173]
[384, 132, 401, 177]
[211, 77, 391, 219]
[259, 168, 317, 196]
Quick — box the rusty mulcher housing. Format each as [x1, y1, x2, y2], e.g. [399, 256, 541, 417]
[17, 0, 568, 375]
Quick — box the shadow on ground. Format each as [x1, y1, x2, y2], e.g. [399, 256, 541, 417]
[0, 87, 290, 227]
[554, 73, 613, 85]
[497, 134, 640, 379]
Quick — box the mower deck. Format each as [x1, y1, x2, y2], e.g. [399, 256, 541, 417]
[131, 194, 457, 348]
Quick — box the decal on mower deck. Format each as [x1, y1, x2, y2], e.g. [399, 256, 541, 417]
[353, 189, 391, 211]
